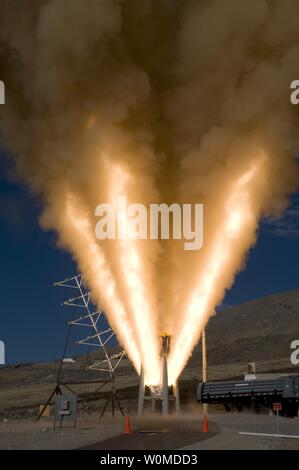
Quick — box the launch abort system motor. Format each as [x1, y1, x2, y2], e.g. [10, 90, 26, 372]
[138, 334, 180, 416]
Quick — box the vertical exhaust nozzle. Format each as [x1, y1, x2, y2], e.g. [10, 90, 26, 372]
[161, 334, 171, 355]
[161, 333, 171, 415]
[138, 366, 145, 416]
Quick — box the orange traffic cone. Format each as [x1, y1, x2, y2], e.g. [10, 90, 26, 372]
[203, 414, 208, 433]
[124, 415, 132, 434]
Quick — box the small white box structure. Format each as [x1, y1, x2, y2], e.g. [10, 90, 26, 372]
[0, 340, 5, 365]
[62, 357, 77, 363]
[0, 81, 5, 104]
[244, 361, 256, 380]
[244, 373, 257, 381]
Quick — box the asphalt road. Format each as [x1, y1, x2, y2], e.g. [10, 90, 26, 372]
[80, 415, 219, 450]
[80, 413, 299, 450]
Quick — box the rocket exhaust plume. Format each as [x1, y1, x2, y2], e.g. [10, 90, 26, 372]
[1, 1, 299, 386]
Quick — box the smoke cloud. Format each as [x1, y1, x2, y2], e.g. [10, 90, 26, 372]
[0, 0, 299, 384]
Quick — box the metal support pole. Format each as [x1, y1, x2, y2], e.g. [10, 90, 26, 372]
[151, 397, 156, 413]
[162, 352, 169, 415]
[202, 328, 208, 416]
[138, 367, 145, 416]
[174, 381, 181, 414]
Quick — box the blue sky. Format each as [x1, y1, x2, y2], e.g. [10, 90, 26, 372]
[0, 153, 299, 365]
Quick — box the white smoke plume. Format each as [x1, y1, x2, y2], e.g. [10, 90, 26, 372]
[0, 0, 299, 385]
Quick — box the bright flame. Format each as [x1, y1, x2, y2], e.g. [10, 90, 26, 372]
[74, 158, 264, 386]
[62, 158, 265, 387]
[64, 192, 141, 372]
[107, 164, 161, 385]
[167, 162, 260, 384]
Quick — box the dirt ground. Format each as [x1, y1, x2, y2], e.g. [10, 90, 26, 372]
[1, 412, 299, 450]
[0, 415, 124, 450]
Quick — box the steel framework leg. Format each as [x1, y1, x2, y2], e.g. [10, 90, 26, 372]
[138, 367, 145, 416]
[174, 381, 181, 414]
[162, 354, 169, 415]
